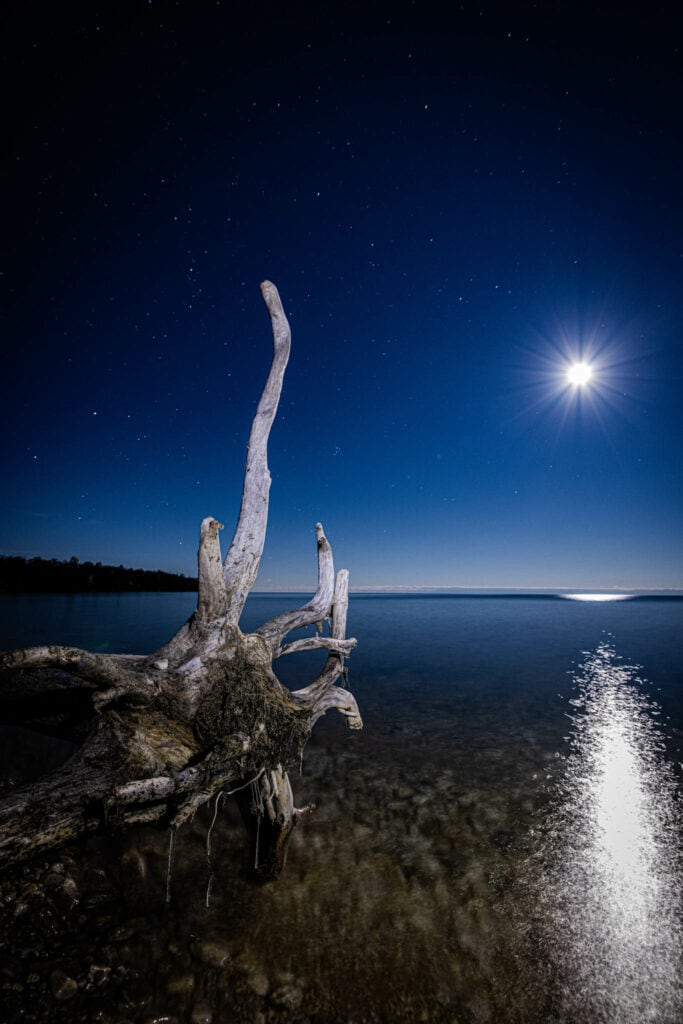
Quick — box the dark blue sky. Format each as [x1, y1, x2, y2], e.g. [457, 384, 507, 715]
[3, 2, 682, 590]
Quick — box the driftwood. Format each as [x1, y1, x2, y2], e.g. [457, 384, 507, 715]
[0, 282, 362, 881]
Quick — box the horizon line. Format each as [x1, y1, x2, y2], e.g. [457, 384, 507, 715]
[251, 584, 683, 595]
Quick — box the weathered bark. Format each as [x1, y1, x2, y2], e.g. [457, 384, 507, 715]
[0, 281, 361, 882]
[223, 279, 292, 624]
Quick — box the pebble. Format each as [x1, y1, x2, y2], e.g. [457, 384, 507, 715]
[167, 973, 195, 995]
[192, 938, 233, 968]
[270, 981, 303, 1010]
[110, 917, 147, 941]
[87, 963, 111, 986]
[246, 968, 269, 997]
[49, 969, 78, 1000]
[60, 875, 79, 903]
[352, 823, 373, 841]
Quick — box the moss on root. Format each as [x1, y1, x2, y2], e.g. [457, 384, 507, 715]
[194, 648, 310, 773]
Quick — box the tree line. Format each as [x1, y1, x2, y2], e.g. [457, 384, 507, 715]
[0, 556, 198, 593]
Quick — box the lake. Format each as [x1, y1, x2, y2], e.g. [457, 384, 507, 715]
[1, 592, 682, 1023]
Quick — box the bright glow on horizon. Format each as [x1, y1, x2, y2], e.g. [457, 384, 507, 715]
[567, 361, 593, 386]
[561, 593, 634, 602]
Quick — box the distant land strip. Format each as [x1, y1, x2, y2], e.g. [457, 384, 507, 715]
[0, 556, 198, 593]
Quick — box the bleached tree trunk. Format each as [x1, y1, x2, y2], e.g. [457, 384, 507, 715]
[0, 282, 361, 881]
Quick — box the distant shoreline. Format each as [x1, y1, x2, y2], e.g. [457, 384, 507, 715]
[0, 556, 197, 594]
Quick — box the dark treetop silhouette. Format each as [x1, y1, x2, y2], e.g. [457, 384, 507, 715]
[0, 281, 362, 881]
[0, 556, 198, 593]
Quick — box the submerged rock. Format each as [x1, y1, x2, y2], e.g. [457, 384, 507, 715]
[270, 980, 304, 1010]
[166, 972, 196, 995]
[49, 969, 78, 1000]
[192, 937, 234, 968]
[245, 967, 269, 997]
[190, 1003, 213, 1024]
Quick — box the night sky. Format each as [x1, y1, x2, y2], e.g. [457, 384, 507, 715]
[3, 2, 682, 591]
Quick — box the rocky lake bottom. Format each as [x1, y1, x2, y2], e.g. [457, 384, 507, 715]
[1, 713, 565, 1024]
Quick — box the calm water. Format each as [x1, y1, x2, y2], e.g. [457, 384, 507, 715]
[1, 592, 682, 1023]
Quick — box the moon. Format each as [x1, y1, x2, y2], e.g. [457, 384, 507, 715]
[567, 361, 593, 386]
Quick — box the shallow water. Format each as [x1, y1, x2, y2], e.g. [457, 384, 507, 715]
[0, 593, 682, 1022]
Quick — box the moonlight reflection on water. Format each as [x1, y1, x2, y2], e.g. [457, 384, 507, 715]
[536, 641, 683, 1023]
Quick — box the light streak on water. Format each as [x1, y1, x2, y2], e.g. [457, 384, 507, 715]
[535, 641, 682, 1023]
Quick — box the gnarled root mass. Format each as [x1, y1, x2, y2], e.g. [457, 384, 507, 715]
[0, 282, 362, 882]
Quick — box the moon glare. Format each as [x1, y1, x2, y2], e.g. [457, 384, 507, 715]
[567, 361, 593, 386]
